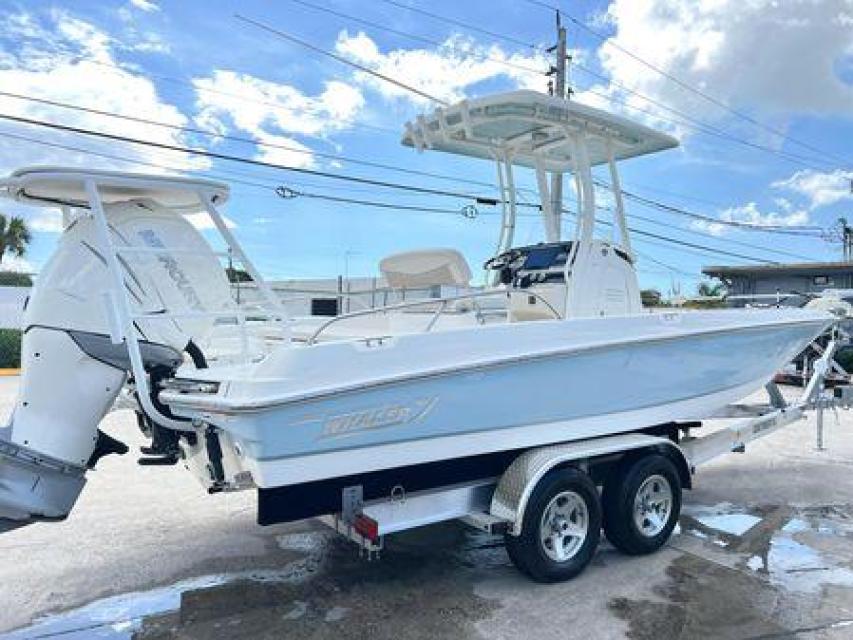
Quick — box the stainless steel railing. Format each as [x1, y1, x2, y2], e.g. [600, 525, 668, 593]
[307, 288, 562, 345]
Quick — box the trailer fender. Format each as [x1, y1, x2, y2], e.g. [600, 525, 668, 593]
[491, 434, 690, 536]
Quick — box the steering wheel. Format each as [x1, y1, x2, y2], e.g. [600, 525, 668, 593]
[483, 249, 524, 271]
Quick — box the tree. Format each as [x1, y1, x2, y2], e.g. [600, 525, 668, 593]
[0, 214, 32, 265]
[685, 279, 727, 309]
[640, 288, 662, 308]
[697, 280, 724, 298]
[225, 267, 252, 283]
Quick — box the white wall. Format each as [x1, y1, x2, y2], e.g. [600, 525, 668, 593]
[0, 287, 29, 329]
[0, 278, 470, 330]
[236, 277, 456, 316]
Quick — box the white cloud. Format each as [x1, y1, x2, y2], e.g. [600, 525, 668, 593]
[333, 30, 551, 105]
[592, 0, 853, 136]
[0, 10, 205, 177]
[688, 218, 726, 237]
[0, 9, 219, 259]
[28, 208, 64, 233]
[185, 212, 237, 230]
[772, 169, 853, 210]
[692, 165, 852, 237]
[192, 71, 365, 168]
[129, 0, 160, 12]
[127, 32, 170, 55]
[694, 201, 810, 237]
[0, 255, 34, 273]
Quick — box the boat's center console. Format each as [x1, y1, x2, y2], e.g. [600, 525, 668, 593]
[485, 240, 641, 320]
[484, 241, 573, 289]
[485, 242, 574, 321]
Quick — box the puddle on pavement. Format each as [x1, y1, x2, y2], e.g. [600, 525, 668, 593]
[2, 531, 335, 639]
[612, 502, 853, 639]
[3, 524, 500, 640]
[682, 502, 853, 594]
[682, 503, 763, 537]
[761, 515, 853, 593]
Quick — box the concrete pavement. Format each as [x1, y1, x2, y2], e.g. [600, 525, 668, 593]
[2, 375, 853, 639]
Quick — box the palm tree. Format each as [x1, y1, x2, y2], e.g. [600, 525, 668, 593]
[0, 214, 32, 265]
[697, 280, 724, 298]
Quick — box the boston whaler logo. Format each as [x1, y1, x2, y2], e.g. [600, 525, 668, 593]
[301, 397, 438, 441]
[138, 229, 205, 311]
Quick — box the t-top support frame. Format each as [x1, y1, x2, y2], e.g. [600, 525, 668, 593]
[82, 176, 286, 432]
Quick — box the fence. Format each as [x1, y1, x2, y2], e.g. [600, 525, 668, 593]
[0, 287, 29, 330]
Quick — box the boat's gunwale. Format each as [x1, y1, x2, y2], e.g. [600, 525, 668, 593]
[162, 311, 831, 414]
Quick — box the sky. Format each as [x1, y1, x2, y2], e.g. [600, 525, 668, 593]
[0, 0, 851, 294]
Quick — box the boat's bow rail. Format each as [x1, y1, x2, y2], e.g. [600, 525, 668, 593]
[304, 287, 562, 344]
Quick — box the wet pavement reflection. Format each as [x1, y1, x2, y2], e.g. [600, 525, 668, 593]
[6, 503, 853, 639]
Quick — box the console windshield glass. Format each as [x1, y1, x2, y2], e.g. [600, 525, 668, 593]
[522, 245, 569, 270]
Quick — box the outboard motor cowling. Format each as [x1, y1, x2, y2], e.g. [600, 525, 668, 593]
[1, 196, 235, 522]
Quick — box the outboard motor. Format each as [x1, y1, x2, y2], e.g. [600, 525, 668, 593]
[0, 193, 237, 524]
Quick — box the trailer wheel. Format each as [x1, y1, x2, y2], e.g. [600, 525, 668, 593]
[505, 467, 601, 583]
[602, 454, 681, 555]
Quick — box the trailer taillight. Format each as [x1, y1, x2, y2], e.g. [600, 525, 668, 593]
[353, 514, 379, 542]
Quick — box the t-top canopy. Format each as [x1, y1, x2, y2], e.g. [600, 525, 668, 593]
[0, 167, 229, 209]
[402, 90, 678, 171]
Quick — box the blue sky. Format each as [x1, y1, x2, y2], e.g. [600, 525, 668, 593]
[0, 0, 851, 294]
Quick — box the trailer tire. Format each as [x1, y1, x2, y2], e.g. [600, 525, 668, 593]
[602, 453, 681, 556]
[504, 467, 601, 583]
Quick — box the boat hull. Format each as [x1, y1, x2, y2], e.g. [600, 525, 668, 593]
[173, 311, 832, 489]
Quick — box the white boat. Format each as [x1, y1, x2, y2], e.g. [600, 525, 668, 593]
[0, 90, 833, 535]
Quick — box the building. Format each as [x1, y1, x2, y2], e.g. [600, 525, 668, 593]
[702, 262, 853, 306]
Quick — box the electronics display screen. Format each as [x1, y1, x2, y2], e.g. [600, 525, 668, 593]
[522, 244, 570, 270]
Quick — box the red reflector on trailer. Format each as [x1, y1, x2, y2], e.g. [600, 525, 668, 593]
[353, 514, 379, 541]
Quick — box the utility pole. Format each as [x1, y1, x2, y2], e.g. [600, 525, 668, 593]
[547, 11, 571, 240]
[840, 217, 853, 261]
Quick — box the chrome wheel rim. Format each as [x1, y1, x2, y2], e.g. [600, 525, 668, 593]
[539, 490, 588, 562]
[633, 474, 673, 537]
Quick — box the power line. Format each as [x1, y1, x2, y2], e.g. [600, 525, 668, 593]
[558, 200, 774, 263]
[521, 0, 851, 167]
[2, 103, 828, 256]
[0, 123, 779, 265]
[0, 90, 496, 190]
[376, 0, 542, 52]
[0, 111, 508, 201]
[225, 13, 828, 238]
[37, 13, 838, 213]
[42, 43, 400, 138]
[572, 69, 833, 172]
[294, 0, 830, 169]
[0, 127, 750, 267]
[614, 206, 815, 261]
[365, 0, 833, 171]
[613, 184, 825, 236]
[276, 186, 479, 217]
[0, 128, 497, 221]
[234, 14, 448, 105]
[634, 249, 697, 278]
[286, 0, 546, 77]
[285, 183, 776, 263]
[1, 95, 829, 245]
